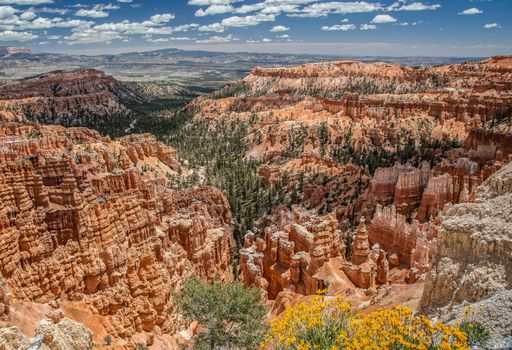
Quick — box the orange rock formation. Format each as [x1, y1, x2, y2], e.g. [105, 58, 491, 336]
[0, 123, 235, 345]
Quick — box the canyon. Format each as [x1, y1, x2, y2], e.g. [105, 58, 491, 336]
[0, 55, 511, 348]
[0, 123, 234, 348]
[197, 56, 512, 339]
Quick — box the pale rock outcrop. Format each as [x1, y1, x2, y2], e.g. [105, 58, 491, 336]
[420, 162, 512, 314]
[0, 317, 92, 350]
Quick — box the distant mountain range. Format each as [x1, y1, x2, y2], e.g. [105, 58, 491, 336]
[0, 47, 482, 91]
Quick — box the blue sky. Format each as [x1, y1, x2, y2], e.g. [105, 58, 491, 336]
[0, 0, 510, 56]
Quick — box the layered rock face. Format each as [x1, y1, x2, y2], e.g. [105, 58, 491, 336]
[245, 56, 512, 97]
[363, 148, 507, 279]
[192, 58, 512, 216]
[0, 123, 234, 343]
[240, 207, 399, 307]
[193, 56, 512, 312]
[420, 162, 512, 313]
[0, 69, 148, 125]
[240, 206, 345, 299]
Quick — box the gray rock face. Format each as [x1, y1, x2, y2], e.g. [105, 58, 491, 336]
[421, 163, 512, 312]
[440, 290, 512, 349]
[420, 163, 512, 346]
[0, 318, 92, 350]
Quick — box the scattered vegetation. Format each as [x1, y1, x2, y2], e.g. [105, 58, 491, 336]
[210, 81, 252, 99]
[332, 126, 462, 175]
[166, 117, 301, 245]
[263, 294, 471, 350]
[135, 342, 148, 350]
[485, 105, 512, 130]
[103, 335, 112, 346]
[174, 278, 267, 350]
[458, 306, 491, 347]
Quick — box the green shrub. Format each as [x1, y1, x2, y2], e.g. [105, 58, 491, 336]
[174, 278, 267, 350]
[103, 335, 112, 345]
[459, 320, 490, 346]
[135, 342, 148, 350]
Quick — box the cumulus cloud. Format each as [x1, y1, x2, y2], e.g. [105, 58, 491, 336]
[483, 23, 501, 29]
[371, 14, 397, 24]
[321, 24, 356, 31]
[0, 30, 38, 41]
[195, 4, 234, 16]
[150, 13, 175, 23]
[62, 13, 180, 45]
[20, 11, 37, 21]
[146, 36, 195, 43]
[221, 13, 275, 27]
[75, 9, 109, 18]
[459, 8, 482, 15]
[188, 0, 239, 5]
[0, 5, 15, 19]
[389, 1, 441, 11]
[360, 23, 376, 30]
[198, 22, 225, 32]
[196, 33, 237, 43]
[289, 1, 382, 18]
[0, 0, 53, 4]
[270, 25, 289, 32]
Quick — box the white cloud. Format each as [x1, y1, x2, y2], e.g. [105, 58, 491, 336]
[173, 23, 199, 31]
[371, 14, 397, 24]
[20, 11, 37, 21]
[459, 8, 482, 15]
[0, 30, 38, 41]
[270, 25, 289, 32]
[389, 2, 441, 11]
[234, 3, 265, 14]
[94, 3, 120, 11]
[262, 37, 272, 42]
[75, 9, 109, 18]
[196, 33, 237, 43]
[195, 4, 234, 16]
[290, 1, 382, 18]
[0, 0, 53, 4]
[0, 5, 15, 19]
[277, 33, 289, 38]
[360, 23, 376, 30]
[150, 13, 175, 23]
[64, 28, 123, 44]
[188, 0, 238, 5]
[146, 36, 195, 43]
[62, 13, 180, 45]
[322, 24, 356, 31]
[198, 22, 225, 32]
[33, 7, 68, 15]
[483, 23, 501, 29]
[221, 13, 275, 27]
[260, 4, 300, 14]
[117, 0, 133, 2]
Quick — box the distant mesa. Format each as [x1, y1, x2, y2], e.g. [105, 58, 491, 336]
[0, 46, 31, 57]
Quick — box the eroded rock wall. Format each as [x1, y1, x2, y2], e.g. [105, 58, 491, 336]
[0, 123, 235, 341]
[420, 162, 512, 313]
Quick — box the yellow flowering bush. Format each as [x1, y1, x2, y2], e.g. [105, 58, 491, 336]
[262, 296, 470, 350]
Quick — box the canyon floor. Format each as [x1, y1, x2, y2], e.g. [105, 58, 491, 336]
[0, 54, 511, 349]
